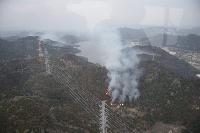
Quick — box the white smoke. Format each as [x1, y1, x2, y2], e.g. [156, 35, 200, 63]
[88, 26, 141, 103]
[107, 48, 140, 103]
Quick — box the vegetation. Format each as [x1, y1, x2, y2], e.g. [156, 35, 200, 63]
[0, 36, 200, 132]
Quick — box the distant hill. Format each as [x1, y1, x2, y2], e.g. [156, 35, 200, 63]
[0, 36, 39, 59]
[148, 34, 178, 47]
[176, 34, 200, 51]
[61, 34, 85, 45]
[0, 36, 80, 60]
[119, 27, 151, 45]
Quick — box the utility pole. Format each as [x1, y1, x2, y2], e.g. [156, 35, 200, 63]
[99, 100, 108, 133]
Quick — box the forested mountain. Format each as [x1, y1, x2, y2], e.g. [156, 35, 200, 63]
[0, 36, 200, 132]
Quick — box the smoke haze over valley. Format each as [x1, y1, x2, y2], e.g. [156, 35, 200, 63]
[0, 0, 200, 133]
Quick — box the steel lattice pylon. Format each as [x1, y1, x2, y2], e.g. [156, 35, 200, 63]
[99, 100, 108, 133]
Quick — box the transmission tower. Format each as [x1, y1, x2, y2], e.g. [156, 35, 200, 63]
[44, 48, 51, 74]
[99, 100, 108, 133]
[162, 7, 169, 47]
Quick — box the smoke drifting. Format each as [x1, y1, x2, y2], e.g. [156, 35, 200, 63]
[1, 0, 199, 103]
[88, 26, 140, 103]
[107, 48, 140, 103]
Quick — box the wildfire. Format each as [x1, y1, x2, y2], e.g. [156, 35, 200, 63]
[110, 102, 124, 107]
[105, 88, 110, 96]
[105, 88, 124, 107]
[119, 103, 124, 106]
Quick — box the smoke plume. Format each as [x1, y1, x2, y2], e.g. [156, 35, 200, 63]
[107, 48, 140, 103]
[91, 26, 141, 103]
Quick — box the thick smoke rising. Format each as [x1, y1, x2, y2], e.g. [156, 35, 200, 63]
[107, 48, 140, 103]
[91, 26, 140, 103]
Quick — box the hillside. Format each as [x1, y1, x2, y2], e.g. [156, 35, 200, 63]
[0, 36, 200, 132]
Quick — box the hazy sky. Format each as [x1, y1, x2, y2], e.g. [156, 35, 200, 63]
[0, 0, 199, 32]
